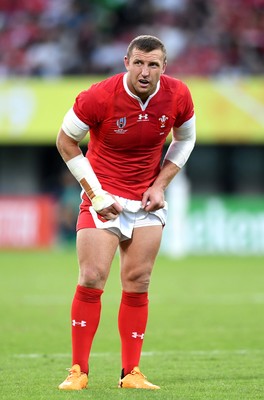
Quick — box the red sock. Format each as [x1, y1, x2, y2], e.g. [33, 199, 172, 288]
[71, 285, 103, 374]
[118, 291, 148, 376]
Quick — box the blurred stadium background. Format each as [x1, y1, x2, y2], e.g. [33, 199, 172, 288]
[0, 0, 264, 256]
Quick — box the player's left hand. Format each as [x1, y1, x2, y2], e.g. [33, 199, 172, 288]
[141, 187, 165, 212]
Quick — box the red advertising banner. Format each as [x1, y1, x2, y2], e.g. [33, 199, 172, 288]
[0, 196, 57, 248]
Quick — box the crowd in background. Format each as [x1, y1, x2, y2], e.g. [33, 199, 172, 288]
[0, 0, 264, 77]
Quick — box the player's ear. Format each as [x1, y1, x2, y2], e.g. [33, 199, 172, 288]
[162, 61, 167, 74]
[124, 56, 129, 70]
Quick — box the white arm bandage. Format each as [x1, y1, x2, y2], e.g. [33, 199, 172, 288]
[66, 154, 115, 212]
[164, 115, 196, 168]
[62, 107, 89, 142]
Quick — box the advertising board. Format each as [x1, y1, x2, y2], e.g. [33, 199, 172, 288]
[0, 77, 263, 144]
[0, 196, 57, 248]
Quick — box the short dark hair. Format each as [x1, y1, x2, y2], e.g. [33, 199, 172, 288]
[127, 35, 167, 63]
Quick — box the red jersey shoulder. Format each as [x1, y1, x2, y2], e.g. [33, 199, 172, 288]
[73, 73, 125, 125]
[160, 75, 194, 127]
[88, 73, 125, 96]
[160, 74, 190, 96]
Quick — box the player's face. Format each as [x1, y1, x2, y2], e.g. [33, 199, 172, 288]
[124, 48, 166, 101]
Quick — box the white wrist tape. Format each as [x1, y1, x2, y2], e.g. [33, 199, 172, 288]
[66, 154, 115, 211]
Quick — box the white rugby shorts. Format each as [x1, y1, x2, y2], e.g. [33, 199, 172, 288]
[77, 194, 168, 241]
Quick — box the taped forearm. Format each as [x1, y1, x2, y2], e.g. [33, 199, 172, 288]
[66, 154, 115, 211]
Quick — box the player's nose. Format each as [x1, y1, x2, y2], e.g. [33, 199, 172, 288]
[141, 65, 150, 76]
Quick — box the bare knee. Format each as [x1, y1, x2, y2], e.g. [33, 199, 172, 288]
[121, 267, 151, 292]
[78, 263, 108, 289]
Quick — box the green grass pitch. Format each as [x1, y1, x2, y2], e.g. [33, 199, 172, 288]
[0, 249, 263, 399]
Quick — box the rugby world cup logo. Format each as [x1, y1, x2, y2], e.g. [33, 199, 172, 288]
[115, 117, 128, 134]
[117, 117, 126, 129]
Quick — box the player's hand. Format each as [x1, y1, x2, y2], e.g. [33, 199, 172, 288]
[141, 187, 165, 212]
[97, 201, 123, 220]
[91, 191, 123, 220]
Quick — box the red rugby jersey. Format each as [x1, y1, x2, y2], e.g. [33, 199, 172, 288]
[73, 73, 194, 200]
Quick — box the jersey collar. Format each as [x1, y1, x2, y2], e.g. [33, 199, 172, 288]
[123, 72, 160, 111]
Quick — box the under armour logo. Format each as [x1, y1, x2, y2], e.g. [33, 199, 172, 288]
[72, 320, 86, 327]
[138, 114, 148, 121]
[132, 331, 144, 339]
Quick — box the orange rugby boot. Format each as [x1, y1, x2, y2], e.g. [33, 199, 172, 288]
[58, 364, 88, 390]
[118, 366, 160, 390]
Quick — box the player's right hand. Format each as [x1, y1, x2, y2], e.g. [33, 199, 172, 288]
[91, 191, 123, 220]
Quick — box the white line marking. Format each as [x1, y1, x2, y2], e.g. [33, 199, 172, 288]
[21, 293, 264, 306]
[13, 349, 264, 359]
[181, 293, 264, 305]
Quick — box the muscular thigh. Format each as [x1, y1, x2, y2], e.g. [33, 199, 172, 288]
[119, 225, 163, 292]
[77, 228, 119, 289]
